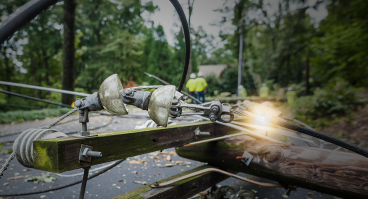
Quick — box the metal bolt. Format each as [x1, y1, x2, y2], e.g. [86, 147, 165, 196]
[82, 148, 102, 158]
[124, 88, 133, 95]
[195, 127, 210, 137]
[86, 150, 102, 157]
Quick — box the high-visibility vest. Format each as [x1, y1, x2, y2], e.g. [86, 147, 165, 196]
[286, 90, 297, 104]
[259, 86, 269, 97]
[195, 77, 208, 92]
[186, 79, 197, 92]
[239, 88, 247, 97]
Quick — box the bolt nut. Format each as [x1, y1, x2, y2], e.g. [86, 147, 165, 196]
[124, 88, 133, 95]
[209, 113, 217, 122]
[172, 99, 179, 105]
[211, 106, 219, 113]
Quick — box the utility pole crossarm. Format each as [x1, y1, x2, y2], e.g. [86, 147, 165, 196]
[32, 119, 243, 173]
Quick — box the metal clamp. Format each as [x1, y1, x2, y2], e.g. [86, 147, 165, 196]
[79, 144, 102, 162]
[241, 151, 253, 166]
[171, 99, 234, 123]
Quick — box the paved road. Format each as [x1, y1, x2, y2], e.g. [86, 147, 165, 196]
[0, 108, 334, 199]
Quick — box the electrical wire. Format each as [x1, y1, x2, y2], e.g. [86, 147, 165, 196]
[282, 117, 324, 147]
[282, 117, 314, 130]
[0, 89, 72, 108]
[275, 119, 368, 158]
[169, 0, 190, 92]
[235, 103, 368, 156]
[230, 120, 317, 145]
[193, 115, 282, 143]
[0, 81, 89, 97]
[53, 161, 117, 177]
[0, 159, 125, 197]
[0, 0, 59, 43]
[144, 72, 202, 104]
[151, 168, 281, 188]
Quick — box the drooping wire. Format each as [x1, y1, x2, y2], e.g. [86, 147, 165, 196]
[0, 108, 78, 178]
[169, 0, 190, 92]
[0, 159, 125, 197]
[0, 89, 72, 108]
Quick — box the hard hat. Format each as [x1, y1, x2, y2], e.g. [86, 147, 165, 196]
[288, 87, 292, 91]
[190, 73, 196, 79]
[262, 83, 266, 87]
[197, 72, 202, 77]
[238, 85, 244, 89]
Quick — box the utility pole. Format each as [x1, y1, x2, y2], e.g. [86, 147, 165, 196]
[237, 1, 246, 96]
[62, 0, 76, 105]
[237, 25, 243, 96]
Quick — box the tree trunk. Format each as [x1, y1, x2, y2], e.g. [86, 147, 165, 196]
[4, 53, 11, 97]
[32, 73, 37, 98]
[42, 48, 51, 99]
[29, 55, 38, 98]
[62, 0, 76, 105]
[285, 55, 290, 86]
[176, 135, 368, 199]
[305, 57, 309, 95]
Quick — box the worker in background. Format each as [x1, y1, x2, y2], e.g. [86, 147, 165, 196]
[195, 72, 208, 103]
[186, 73, 197, 104]
[259, 83, 269, 98]
[238, 85, 247, 97]
[286, 87, 297, 104]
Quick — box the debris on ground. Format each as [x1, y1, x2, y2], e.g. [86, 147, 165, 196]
[160, 163, 174, 168]
[7, 176, 25, 180]
[166, 155, 172, 161]
[128, 160, 145, 164]
[133, 181, 147, 185]
[24, 173, 57, 183]
[160, 151, 176, 155]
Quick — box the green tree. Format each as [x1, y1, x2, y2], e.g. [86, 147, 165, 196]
[310, 0, 368, 87]
[146, 25, 176, 85]
[75, 0, 157, 92]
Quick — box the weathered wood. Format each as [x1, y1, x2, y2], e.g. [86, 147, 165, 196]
[33, 120, 240, 173]
[176, 135, 368, 199]
[112, 165, 233, 199]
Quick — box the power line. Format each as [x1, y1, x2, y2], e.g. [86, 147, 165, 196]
[0, 81, 89, 97]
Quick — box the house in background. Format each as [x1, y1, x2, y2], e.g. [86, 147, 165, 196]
[197, 65, 228, 78]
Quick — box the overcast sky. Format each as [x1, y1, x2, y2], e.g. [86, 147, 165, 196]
[141, 0, 328, 47]
[141, 0, 229, 46]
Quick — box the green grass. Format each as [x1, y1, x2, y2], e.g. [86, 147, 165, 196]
[0, 108, 73, 124]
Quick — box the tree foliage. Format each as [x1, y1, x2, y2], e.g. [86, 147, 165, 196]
[0, 0, 367, 112]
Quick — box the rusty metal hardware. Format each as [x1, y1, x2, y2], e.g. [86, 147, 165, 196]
[241, 151, 253, 166]
[79, 144, 102, 162]
[194, 127, 210, 140]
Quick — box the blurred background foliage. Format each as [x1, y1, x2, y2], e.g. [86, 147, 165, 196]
[0, 0, 367, 126]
